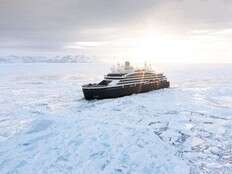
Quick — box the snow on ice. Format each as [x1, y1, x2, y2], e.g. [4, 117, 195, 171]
[0, 63, 232, 174]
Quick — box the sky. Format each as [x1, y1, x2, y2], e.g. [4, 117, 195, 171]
[0, 0, 232, 63]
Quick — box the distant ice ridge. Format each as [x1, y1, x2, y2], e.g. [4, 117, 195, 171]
[0, 55, 93, 63]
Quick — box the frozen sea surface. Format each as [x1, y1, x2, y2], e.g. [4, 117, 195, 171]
[0, 63, 232, 174]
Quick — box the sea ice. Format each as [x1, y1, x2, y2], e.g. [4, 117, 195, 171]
[0, 63, 231, 174]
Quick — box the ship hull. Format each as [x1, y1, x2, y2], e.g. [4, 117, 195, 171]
[82, 81, 170, 100]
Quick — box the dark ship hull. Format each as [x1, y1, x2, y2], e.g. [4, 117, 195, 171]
[82, 81, 170, 100]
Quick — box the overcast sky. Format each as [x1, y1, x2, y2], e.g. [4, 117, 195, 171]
[0, 0, 232, 62]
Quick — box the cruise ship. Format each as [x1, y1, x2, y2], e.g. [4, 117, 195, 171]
[82, 61, 170, 100]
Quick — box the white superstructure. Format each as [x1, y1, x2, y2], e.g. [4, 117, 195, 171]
[104, 61, 166, 86]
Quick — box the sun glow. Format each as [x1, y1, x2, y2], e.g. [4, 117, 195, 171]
[130, 32, 192, 63]
[66, 30, 232, 64]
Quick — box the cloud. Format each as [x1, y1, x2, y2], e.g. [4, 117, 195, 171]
[0, 0, 232, 60]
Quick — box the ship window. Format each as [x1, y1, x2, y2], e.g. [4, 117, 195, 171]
[98, 80, 112, 86]
[107, 73, 127, 77]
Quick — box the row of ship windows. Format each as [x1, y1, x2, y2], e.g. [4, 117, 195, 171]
[118, 79, 166, 85]
[118, 81, 167, 86]
[105, 74, 164, 80]
[119, 76, 165, 82]
[126, 73, 163, 77]
[106, 77, 165, 82]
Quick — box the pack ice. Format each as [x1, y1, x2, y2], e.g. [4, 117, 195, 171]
[0, 63, 231, 174]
